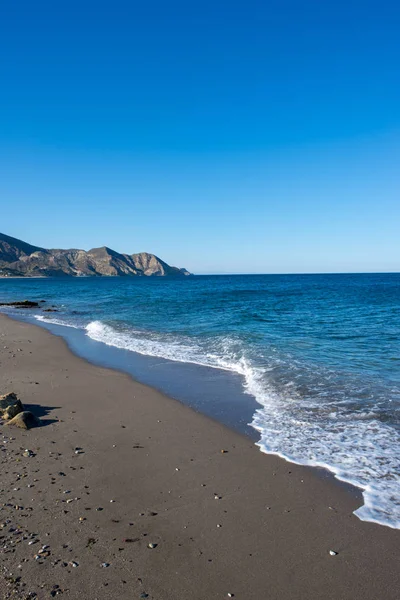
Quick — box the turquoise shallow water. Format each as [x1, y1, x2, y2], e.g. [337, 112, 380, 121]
[1, 273, 399, 528]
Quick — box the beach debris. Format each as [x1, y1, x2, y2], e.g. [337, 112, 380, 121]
[329, 550, 338, 556]
[227, 594, 234, 598]
[140, 594, 149, 599]
[214, 494, 222, 500]
[101, 562, 110, 568]
[6, 411, 41, 430]
[86, 537, 97, 548]
[69, 561, 79, 568]
[221, 449, 228, 453]
[23, 449, 35, 458]
[148, 543, 157, 549]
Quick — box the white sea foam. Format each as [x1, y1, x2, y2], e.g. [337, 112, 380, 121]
[35, 315, 81, 329]
[27, 316, 400, 529]
[85, 320, 248, 374]
[84, 320, 400, 529]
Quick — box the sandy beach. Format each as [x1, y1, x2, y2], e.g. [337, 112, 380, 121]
[0, 313, 399, 600]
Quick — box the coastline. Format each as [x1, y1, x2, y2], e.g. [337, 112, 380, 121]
[0, 313, 399, 599]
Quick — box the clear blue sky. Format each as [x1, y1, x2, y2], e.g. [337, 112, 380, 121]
[1, 1, 399, 273]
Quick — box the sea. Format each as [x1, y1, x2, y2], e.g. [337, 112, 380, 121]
[1, 273, 399, 529]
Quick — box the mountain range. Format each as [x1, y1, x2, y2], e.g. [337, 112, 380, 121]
[0, 233, 191, 278]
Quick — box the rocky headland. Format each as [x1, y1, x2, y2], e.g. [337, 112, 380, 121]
[0, 233, 191, 278]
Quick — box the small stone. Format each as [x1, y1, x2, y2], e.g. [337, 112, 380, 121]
[228, 594, 234, 598]
[69, 561, 79, 567]
[329, 550, 338, 556]
[221, 449, 228, 453]
[101, 562, 110, 568]
[148, 543, 157, 549]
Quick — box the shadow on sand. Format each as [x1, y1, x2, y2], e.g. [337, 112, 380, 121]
[23, 403, 60, 427]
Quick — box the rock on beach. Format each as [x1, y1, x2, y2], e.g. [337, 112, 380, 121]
[6, 411, 41, 429]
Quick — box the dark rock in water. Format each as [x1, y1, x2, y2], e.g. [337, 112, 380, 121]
[0, 392, 19, 410]
[0, 300, 39, 308]
[43, 308, 58, 312]
[2, 399, 24, 420]
[6, 411, 41, 430]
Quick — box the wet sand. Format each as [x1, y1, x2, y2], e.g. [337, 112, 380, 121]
[0, 313, 399, 600]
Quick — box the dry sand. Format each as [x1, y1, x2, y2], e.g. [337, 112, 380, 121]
[0, 313, 399, 600]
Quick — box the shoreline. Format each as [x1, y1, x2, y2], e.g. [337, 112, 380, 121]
[0, 314, 399, 599]
[1, 310, 371, 497]
[7, 309, 394, 526]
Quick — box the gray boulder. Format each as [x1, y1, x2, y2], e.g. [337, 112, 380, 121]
[6, 411, 41, 430]
[0, 392, 19, 410]
[2, 399, 24, 420]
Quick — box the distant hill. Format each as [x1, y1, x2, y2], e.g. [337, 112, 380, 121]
[0, 233, 191, 278]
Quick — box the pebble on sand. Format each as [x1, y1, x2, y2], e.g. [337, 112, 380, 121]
[329, 550, 338, 556]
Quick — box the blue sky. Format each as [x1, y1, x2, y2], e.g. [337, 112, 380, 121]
[1, 1, 399, 273]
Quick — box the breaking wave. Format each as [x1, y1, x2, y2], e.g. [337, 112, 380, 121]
[84, 319, 400, 529]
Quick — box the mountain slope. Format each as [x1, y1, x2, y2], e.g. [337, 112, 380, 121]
[0, 232, 45, 263]
[0, 233, 191, 277]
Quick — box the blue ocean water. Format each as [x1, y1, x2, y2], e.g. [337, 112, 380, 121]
[1, 274, 399, 528]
